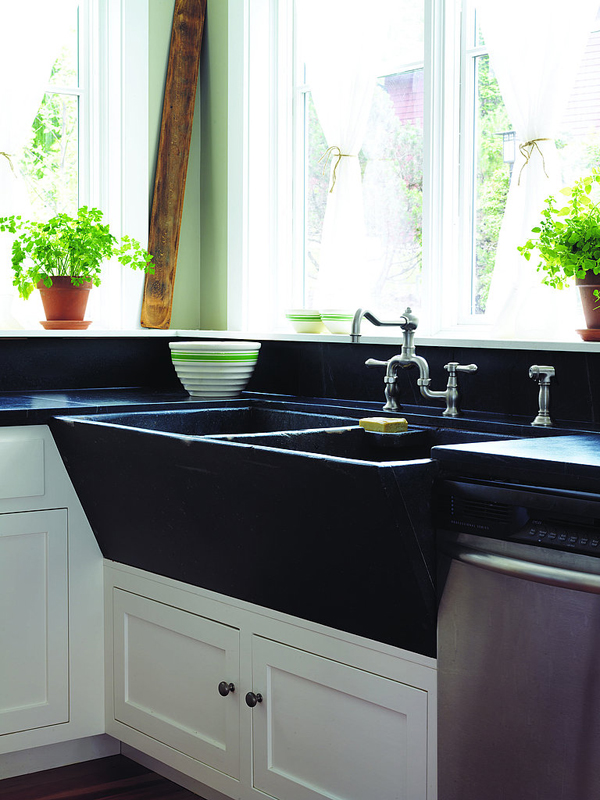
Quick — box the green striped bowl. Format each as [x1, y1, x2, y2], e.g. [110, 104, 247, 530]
[319, 310, 354, 334]
[169, 341, 261, 398]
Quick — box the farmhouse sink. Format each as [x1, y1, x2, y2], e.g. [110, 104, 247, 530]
[48, 397, 534, 658]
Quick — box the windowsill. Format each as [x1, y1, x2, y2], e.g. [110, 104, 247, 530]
[175, 328, 600, 353]
[1, 326, 599, 353]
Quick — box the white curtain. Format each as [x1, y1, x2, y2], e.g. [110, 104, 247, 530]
[0, 1, 75, 328]
[480, 0, 599, 338]
[296, 0, 379, 309]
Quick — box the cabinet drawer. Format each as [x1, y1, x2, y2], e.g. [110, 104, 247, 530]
[0, 436, 44, 500]
[113, 589, 241, 779]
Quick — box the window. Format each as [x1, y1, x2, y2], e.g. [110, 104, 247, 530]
[20, 3, 80, 219]
[237, 0, 600, 339]
[0, 0, 149, 330]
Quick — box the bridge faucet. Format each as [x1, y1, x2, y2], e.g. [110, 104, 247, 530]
[365, 308, 478, 416]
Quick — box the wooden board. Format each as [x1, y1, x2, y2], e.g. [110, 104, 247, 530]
[141, 0, 207, 329]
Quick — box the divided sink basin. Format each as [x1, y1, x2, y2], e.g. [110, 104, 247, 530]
[63, 403, 512, 463]
[47, 398, 521, 657]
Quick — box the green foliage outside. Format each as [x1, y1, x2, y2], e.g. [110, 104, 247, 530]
[518, 169, 600, 288]
[19, 39, 79, 219]
[0, 206, 154, 300]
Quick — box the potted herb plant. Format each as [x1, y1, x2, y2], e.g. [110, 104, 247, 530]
[0, 206, 154, 329]
[518, 169, 600, 331]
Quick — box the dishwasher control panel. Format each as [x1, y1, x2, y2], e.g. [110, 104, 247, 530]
[436, 479, 600, 557]
[514, 520, 600, 555]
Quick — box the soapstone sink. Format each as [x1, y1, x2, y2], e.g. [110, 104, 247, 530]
[47, 397, 525, 658]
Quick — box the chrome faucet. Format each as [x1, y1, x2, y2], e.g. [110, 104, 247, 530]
[529, 365, 555, 427]
[364, 308, 478, 416]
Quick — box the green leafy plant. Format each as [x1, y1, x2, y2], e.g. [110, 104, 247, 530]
[0, 206, 154, 299]
[518, 169, 600, 289]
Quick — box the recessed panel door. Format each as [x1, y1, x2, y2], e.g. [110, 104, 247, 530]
[251, 635, 429, 800]
[113, 589, 240, 779]
[0, 509, 68, 738]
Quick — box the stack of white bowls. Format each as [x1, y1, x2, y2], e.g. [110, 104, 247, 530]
[285, 309, 326, 333]
[169, 340, 261, 398]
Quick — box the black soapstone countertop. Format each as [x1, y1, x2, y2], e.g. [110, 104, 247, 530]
[433, 433, 600, 493]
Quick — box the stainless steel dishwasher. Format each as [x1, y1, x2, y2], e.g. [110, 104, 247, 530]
[436, 476, 600, 800]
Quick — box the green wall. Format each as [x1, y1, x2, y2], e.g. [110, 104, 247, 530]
[198, 0, 229, 330]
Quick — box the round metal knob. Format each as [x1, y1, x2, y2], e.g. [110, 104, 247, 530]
[218, 681, 235, 697]
[245, 691, 263, 707]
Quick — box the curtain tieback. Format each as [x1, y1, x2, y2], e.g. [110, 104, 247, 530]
[0, 152, 15, 175]
[319, 145, 356, 193]
[518, 138, 552, 185]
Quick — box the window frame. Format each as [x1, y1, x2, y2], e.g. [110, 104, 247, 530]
[230, 0, 600, 341]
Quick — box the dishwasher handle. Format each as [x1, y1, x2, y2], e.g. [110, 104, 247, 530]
[445, 542, 600, 594]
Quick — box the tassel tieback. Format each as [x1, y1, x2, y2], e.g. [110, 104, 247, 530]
[319, 145, 357, 193]
[518, 138, 552, 185]
[0, 152, 15, 175]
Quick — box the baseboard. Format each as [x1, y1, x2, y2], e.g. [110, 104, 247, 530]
[121, 743, 231, 800]
[0, 734, 121, 780]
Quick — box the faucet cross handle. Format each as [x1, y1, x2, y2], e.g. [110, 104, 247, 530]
[444, 362, 478, 376]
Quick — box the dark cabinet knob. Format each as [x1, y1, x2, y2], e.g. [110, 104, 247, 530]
[218, 681, 235, 697]
[245, 691, 263, 707]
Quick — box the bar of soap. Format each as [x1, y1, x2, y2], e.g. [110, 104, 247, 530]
[359, 417, 408, 433]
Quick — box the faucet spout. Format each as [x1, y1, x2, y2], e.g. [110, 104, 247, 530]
[351, 307, 419, 343]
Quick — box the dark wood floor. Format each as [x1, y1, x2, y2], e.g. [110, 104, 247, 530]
[0, 755, 205, 799]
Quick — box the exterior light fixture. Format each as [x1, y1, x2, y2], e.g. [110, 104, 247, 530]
[496, 130, 516, 165]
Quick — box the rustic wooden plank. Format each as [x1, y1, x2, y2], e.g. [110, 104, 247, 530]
[141, 0, 207, 329]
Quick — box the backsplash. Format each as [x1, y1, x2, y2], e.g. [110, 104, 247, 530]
[249, 340, 600, 427]
[1, 335, 599, 427]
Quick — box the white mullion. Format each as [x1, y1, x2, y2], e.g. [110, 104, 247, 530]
[292, 7, 308, 310]
[423, 0, 449, 335]
[275, 0, 296, 320]
[227, 0, 249, 331]
[456, 0, 480, 326]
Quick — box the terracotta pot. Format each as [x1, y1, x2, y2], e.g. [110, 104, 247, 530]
[576, 272, 600, 329]
[37, 277, 92, 324]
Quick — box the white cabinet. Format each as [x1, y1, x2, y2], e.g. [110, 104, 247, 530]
[251, 636, 428, 800]
[0, 509, 68, 736]
[0, 426, 106, 762]
[106, 564, 437, 800]
[113, 589, 240, 778]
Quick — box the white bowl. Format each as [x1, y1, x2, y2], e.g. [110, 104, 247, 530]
[170, 340, 261, 397]
[319, 309, 354, 334]
[285, 310, 325, 334]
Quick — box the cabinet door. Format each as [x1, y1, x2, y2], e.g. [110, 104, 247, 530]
[113, 589, 240, 779]
[0, 509, 68, 736]
[251, 636, 429, 800]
